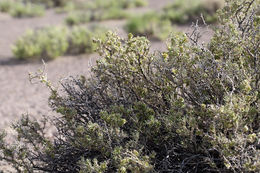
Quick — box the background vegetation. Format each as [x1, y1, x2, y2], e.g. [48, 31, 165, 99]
[124, 0, 225, 40]
[125, 12, 173, 40]
[0, 0, 45, 18]
[12, 25, 107, 60]
[162, 0, 225, 24]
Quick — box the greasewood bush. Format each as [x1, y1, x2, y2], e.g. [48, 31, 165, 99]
[125, 12, 173, 40]
[1, 0, 259, 172]
[162, 0, 225, 24]
[61, 0, 146, 23]
[94, 7, 129, 21]
[0, 0, 45, 18]
[67, 26, 95, 54]
[23, 0, 72, 8]
[0, 0, 13, 12]
[12, 26, 69, 60]
[56, 0, 147, 14]
[65, 11, 91, 26]
[84, 0, 147, 10]
[10, 2, 45, 18]
[12, 25, 107, 60]
[65, 9, 129, 26]
[67, 25, 107, 55]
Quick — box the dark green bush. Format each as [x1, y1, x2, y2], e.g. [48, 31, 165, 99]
[163, 0, 225, 24]
[1, 0, 259, 172]
[125, 12, 173, 40]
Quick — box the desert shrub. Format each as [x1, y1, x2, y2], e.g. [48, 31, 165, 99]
[94, 7, 129, 21]
[23, 0, 72, 8]
[0, 0, 13, 12]
[67, 26, 95, 54]
[163, 0, 225, 24]
[118, 0, 148, 8]
[61, 0, 142, 22]
[12, 25, 107, 60]
[60, 0, 147, 13]
[84, 0, 147, 10]
[125, 12, 173, 40]
[65, 8, 129, 26]
[67, 25, 108, 54]
[1, 0, 259, 172]
[10, 2, 45, 18]
[12, 26, 69, 60]
[0, 1, 45, 17]
[65, 11, 91, 26]
[55, 1, 76, 13]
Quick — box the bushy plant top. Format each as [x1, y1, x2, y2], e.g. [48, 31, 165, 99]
[0, 0, 259, 172]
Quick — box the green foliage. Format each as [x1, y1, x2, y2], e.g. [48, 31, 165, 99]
[1, 0, 260, 172]
[94, 7, 129, 21]
[0, 1, 45, 18]
[125, 12, 173, 40]
[12, 25, 107, 60]
[55, 1, 76, 13]
[65, 9, 129, 26]
[61, 0, 146, 23]
[12, 26, 69, 60]
[65, 11, 91, 26]
[67, 26, 95, 54]
[84, 0, 147, 10]
[10, 2, 45, 18]
[163, 0, 225, 24]
[23, 0, 72, 8]
[0, 0, 13, 12]
[56, 0, 147, 14]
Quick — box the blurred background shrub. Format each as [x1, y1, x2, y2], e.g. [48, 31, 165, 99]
[12, 26, 69, 60]
[125, 12, 173, 40]
[0, 0, 45, 17]
[12, 25, 107, 60]
[162, 0, 224, 24]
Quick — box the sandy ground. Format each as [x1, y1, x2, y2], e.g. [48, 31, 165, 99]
[0, 0, 213, 141]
